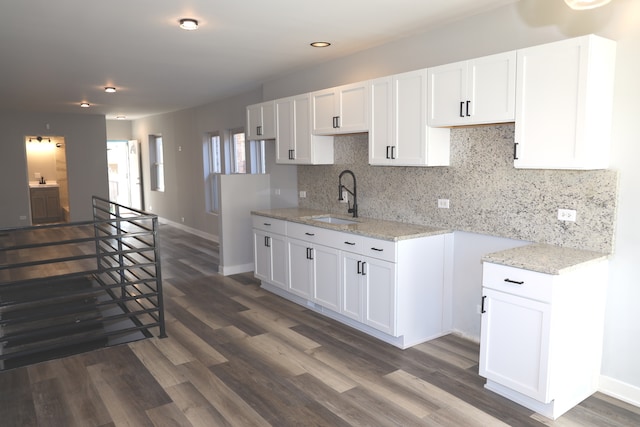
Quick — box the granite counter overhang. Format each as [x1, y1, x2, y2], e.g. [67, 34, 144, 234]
[251, 208, 452, 241]
[253, 208, 610, 274]
[482, 243, 609, 275]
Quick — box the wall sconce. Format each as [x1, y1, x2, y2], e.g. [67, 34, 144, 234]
[564, 0, 612, 10]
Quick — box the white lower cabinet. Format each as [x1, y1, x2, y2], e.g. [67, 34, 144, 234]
[253, 214, 451, 349]
[252, 216, 288, 290]
[479, 260, 608, 419]
[340, 251, 396, 335]
[287, 236, 341, 311]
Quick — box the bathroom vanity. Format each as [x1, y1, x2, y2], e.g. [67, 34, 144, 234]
[29, 183, 61, 224]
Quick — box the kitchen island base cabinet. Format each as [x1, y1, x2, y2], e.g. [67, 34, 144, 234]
[479, 260, 608, 419]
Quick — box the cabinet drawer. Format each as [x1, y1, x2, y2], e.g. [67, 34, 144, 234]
[360, 236, 396, 263]
[287, 222, 334, 242]
[323, 231, 363, 252]
[482, 262, 553, 302]
[252, 216, 286, 234]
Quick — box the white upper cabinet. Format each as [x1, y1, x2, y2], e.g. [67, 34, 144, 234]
[370, 69, 450, 166]
[428, 51, 516, 127]
[514, 35, 616, 170]
[275, 94, 334, 165]
[311, 82, 369, 135]
[246, 101, 276, 140]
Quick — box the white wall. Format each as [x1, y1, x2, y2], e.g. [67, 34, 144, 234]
[0, 112, 108, 226]
[259, 0, 640, 402]
[106, 120, 133, 141]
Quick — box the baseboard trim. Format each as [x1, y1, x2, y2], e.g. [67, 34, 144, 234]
[599, 375, 640, 408]
[158, 218, 219, 243]
[218, 263, 254, 276]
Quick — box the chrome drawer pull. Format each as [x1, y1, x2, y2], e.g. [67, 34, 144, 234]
[504, 278, 524, 285]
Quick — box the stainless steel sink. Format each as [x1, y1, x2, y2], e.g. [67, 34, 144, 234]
[311, 216, 359, 225]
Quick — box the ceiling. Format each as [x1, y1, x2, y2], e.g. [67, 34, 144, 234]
[0, 0, 518, 120]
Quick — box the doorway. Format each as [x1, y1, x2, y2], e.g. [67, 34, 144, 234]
[25, 136, 70, 224]
[107, 140, 143, 210]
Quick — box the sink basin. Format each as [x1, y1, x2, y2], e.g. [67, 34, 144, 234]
[312, 216, 359, 225]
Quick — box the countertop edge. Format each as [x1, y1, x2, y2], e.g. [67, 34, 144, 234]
[482, 243, 610, 275]
[252, 208, 452, 241]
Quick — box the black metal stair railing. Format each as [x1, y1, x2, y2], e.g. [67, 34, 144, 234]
[0, 196, 165, 370]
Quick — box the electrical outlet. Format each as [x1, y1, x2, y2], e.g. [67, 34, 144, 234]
[299, 191, 307, 198]
[181, 217, 185, 223]
[274, 188, 281, 195]
[438, 199, 450, 209]
[558, 209, 577, 222]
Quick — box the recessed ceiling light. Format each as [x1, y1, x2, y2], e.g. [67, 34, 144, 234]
[310, 41, 331, 48]
[564, 0, 612, 10]
[116, 115, 127, 120]
[80, 102, 90, 108]
[105, 86, 116, 93]
[179, 18, 199, 30]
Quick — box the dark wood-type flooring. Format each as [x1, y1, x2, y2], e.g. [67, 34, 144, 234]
[1, 224, 639, 426]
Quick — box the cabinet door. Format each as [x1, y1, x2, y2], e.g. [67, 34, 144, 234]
[337, 82, 369, 133]
[428, 60, 467, 127]
[369, 77, 393, 166]
[311, 89, 337, 135]
[275, 97, 294, 163]
[479, 288, 552, 403]
[363, 257, 396, 335]
[247, 102, 276, 140]
[253, 229, 271, 282]
[340, 251, 363, 322]
[313, 244, 341, 312]
[292, 94, 313, 164]
[514, 35, 616, 169]
[270, 232, 288, 289]
[246, 104, 263, 140]
[287, 238, 313, 298]
[467, 51, 516, 125]
[260, 101, 276, 139]
[393, 69, 428, 165]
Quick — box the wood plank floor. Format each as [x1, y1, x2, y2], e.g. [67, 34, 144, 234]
[1, 224, 639, 426]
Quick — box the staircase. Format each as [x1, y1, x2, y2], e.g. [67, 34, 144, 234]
[0, 197, 165, 370]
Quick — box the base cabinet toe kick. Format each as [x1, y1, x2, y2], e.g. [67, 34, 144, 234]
[252, 214, 453, 349]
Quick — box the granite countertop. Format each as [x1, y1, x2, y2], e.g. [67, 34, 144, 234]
[482, 243, 609, 275]
[252, 208, 451, 241]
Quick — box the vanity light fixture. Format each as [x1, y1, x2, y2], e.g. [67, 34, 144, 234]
[564, 0, 612, 10]
[310, 41, 331, 48]
[80, 102, 90, 108]
[179, 18, 199, 30]
[104, 86, 116, 93]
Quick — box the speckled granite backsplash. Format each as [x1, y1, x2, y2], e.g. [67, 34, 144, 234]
[297, 124, 618, 253]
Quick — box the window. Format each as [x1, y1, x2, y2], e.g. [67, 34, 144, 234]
[149, 135, 164, 192]
[248, 140, 266, 174]
[203, 133, 221, 212]
[202, 128, 267, 213]
[231, 129, 246, 173]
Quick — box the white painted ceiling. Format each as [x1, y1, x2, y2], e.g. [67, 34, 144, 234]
[0, 0, 517, 120]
